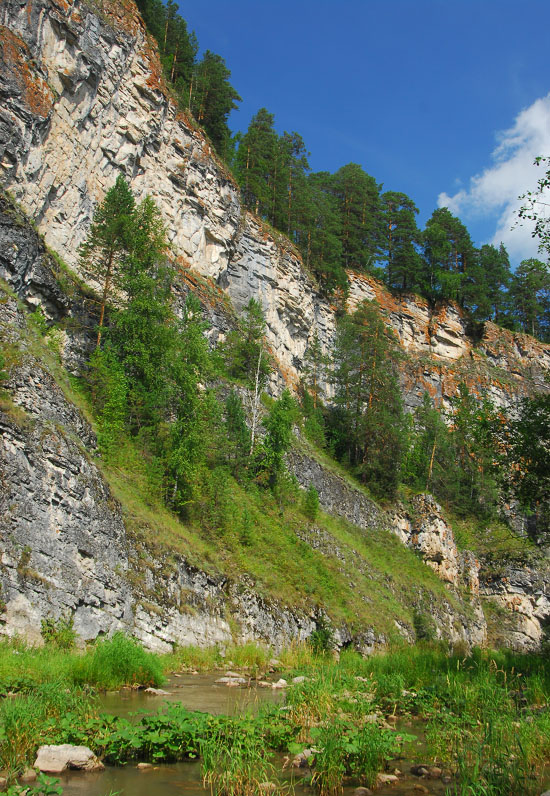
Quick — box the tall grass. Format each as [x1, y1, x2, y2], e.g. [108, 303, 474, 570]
[73, 632, 164, 689]
[0, 683, 94, 778]
[0, 633, 164, 692]
[201, 717, 276, 796]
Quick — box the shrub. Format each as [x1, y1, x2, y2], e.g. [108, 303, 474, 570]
[201, 717, 275, 796]
[73, 632, 164, 689]
[303, 484, 320, 522]
[40, 615, 76, 650]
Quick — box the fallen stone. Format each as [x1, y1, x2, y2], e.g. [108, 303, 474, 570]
[136, 762, 153, 770]
[144, 687, 170, 695]
[272, 678, 288, 689]
[292, 676, 307, 684]
[291, 749, 316, 768]
[0, 776, 7, 791]
[19, 769, 37, 783]
[35, 745, 104, 774]
[428, 766, 442, 779]
[215, 676, 246, 685]
[411, 765, 429, 777]
[376, 773, 399, 785]
[352, 788, 373, 796]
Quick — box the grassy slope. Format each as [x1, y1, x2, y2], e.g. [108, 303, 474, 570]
[0, 276, 460, 641]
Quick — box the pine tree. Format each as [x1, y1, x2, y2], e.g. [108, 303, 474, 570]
[328, 301, 407, 498]
[235, 109, 278, 216]
[380, 191, 422, 291]
[509, 258, 550, 338]
[79, 175, 136, 348]
[331, 163, 383, 273]
[421, 207, 476, 304]
[189, 51, 241, 156]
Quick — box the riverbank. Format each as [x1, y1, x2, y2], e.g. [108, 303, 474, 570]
[1, 639, 550, 795]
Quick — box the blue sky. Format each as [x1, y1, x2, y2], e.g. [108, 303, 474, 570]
[179, 0, 550, 265]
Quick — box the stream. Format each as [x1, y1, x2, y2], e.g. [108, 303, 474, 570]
[57, 674, 451, 796]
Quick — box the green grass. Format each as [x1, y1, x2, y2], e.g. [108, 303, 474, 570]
[0, 683, 95, 779]
[0, 634, 164, 694]
[2, 641, 550, 795]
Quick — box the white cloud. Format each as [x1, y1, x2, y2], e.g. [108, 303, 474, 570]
[438, 94, 550, 262]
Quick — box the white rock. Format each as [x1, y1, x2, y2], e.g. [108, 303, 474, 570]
[35, 745, 104, 773]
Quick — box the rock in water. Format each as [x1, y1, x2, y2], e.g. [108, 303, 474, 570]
[34, 745, 104, 773]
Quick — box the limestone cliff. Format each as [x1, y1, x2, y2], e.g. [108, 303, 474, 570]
[3, 0, 548, 408]
[1, 0, 549, 653]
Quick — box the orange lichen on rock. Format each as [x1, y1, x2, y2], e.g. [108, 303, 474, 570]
[89, 0, 144, 37]
[0, 26, 54, 118]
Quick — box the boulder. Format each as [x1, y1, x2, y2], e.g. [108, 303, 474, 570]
[35, 745, 104, 773]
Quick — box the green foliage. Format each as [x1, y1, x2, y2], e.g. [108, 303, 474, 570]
[303, 483, 320, 522]
[412, 609, 437, 642]
[200, 717, 275, 796]
[380, 191, 422, 292]
[310, 720, 399, 793]
[88, 346, 128, 457]
[40, 614, 76, 650]
[309, 616, 334, 655]
[28, 306, 49, 336]
[327, 300, 407, 499]
[224, 391, 251, 479]
[0, 683, 94, 777]
[5, 774, 62, 796]
[255, 389, 299, 488]
[135, 0, 239, 155]
[0, 351, 8, 382]
[404, 386, 506, 518]
[508, 392, 550, 537]
[189, 50, 241, 156]
[223, 297, 271, 387]
[509, 258, 550, 340]
[73, 633, 165, 690]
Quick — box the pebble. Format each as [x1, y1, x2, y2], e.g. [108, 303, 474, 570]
[272, 678, 288, 689]
[376, 773, 399, 785]
[215, 676, 246, 685]
[410, 765, 429, 777]
[428, 766, 442, 779]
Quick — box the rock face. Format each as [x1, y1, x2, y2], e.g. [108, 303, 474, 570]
[1, 0, 549, 653]
[480, 563, 550, 651]
[2, 0, 549, 409]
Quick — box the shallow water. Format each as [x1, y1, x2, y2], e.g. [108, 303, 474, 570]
[54, 679, 550, 796]
[99, 672, 283, 718]
[60, 757, 450, 796]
